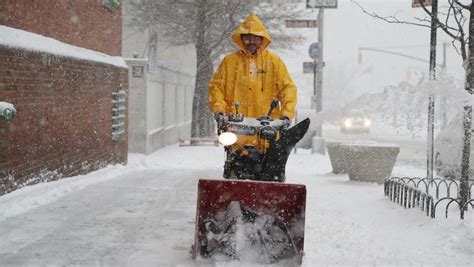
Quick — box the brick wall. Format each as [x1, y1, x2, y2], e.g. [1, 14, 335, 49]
[0, 0, 122, 56]
[0, 46, 128, 195]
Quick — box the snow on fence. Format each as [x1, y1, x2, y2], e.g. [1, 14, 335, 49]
[384, 177, 474, 219]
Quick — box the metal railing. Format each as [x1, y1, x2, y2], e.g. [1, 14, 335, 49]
[385, 177, 474, 219]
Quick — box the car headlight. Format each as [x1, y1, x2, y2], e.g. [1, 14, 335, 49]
[364, 119, 371, 127]
[218, 132, 237, 146]
[344, 120, 352, 128]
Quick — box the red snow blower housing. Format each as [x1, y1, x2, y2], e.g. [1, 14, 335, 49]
[192, 179, 307, 264]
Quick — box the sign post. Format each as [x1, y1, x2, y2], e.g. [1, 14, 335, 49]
[308, 42, 320, 111]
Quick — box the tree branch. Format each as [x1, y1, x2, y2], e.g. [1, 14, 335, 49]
[353, 1, 431, 28]
[353, 0, 468, 61]
[454, 0, 470, 10]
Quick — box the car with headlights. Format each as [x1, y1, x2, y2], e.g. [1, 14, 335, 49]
[434, 112, 474, 179]
[340, 110, 371, 134]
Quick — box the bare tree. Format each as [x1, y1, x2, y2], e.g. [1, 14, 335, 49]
[354, 0, 473, 209]
[354, 1, 470, 63]
[127, 0, 305, 138]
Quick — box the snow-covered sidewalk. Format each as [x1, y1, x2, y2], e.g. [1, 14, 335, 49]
[0, 145, 472, 266]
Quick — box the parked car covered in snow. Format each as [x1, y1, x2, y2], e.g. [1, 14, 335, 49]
[340, 110, 371, 134]
[434, 112, 474, 179]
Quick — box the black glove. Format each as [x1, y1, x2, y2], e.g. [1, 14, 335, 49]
[214, 112, 224, 123]
[280, 115, 291, 128]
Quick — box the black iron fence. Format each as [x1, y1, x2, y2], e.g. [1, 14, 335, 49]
[385, 177, 474, 219]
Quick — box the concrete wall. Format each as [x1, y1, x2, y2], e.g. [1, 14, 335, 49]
[126, 59, 194, 154]
[122, 0, 196, 154]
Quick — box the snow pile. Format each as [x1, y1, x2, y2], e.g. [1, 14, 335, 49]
[0, 25, 127, 68]
[201, 201, 298, 264]
[0, 164, 133, 222]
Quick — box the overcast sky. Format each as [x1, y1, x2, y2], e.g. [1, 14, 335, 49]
[280, 0, 465, 109]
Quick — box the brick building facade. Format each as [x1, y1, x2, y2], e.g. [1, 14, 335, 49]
[0, 0, 122, 56]
[0, 0, 128, 195]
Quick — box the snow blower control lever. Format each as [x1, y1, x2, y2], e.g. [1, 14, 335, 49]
[267, 98, 278, 117]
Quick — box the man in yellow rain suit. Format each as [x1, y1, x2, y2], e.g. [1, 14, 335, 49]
[209, 13, 297, 150]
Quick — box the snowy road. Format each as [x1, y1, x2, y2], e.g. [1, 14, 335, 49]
[0, 137, 473, 266]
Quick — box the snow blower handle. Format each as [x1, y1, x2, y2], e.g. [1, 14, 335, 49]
[215, 112, 225, 135]
[267, 98, 279, 117]
[235, 102, 240, 114]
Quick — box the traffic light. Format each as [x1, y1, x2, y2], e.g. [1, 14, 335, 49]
[358, 51, 362, 64]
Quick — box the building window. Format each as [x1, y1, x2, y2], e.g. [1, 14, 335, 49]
[112, 89, 126, 141]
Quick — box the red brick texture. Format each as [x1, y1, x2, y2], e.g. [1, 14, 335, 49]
[0, 47, 128, 194]
[0, 0, 122, 56]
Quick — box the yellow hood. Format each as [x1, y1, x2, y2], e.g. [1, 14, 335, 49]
[231, 13, 271, 52]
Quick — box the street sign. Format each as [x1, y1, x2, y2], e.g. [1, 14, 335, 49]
[303, 62, 316, 73]
[285, 19, 318, 28]
[412, 0, 432, 7]
[307, 0, 338, 8]
[308, 43, 319, 60]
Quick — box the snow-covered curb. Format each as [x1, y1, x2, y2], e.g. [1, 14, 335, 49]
[0, 25, 127, 68]
[0, 164, 134, 222]
[0, 147, 222, 222]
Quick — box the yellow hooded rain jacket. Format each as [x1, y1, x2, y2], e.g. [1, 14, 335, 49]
[208, 13, 297, 120]
[208, 13, 297, 150]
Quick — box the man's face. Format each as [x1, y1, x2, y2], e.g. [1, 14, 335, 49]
[241, 34, 263, 55]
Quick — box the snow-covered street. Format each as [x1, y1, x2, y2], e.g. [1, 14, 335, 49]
[1, 135, 472, 266]
[2, 0, 474, 266]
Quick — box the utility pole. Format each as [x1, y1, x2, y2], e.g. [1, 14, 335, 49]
[306, 0, 337, 136]
[411, 0, 439, 180]
[312, 54, 319, 110]
[426, 0, 438, 180]
[314, 7, 324, 137]
[459, 0, 474, 214]
[316, 7, 324, 115]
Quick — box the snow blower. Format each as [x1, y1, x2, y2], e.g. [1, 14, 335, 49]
[192, 100, 310, 264]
